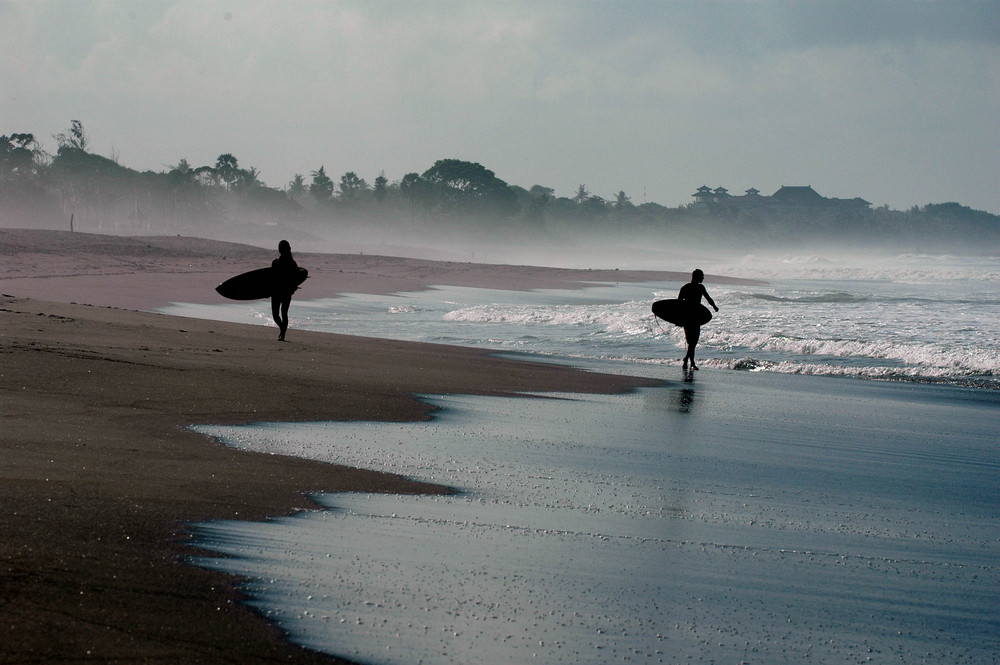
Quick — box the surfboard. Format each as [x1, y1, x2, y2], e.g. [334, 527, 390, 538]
[215, 267, 308, 301]
[652, 299, 713, 327]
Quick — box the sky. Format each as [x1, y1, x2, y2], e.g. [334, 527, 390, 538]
[3, 0, 999, 213]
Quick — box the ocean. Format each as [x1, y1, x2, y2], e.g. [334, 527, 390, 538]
[165, 252, 1000, 389]
[169, 253, 999, 664]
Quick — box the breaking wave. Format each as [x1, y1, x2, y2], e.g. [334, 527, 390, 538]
[440, 283, 1000, 389]
[702, 330, 999, 375]
[746, 291, 869, 304]
[714, 357, 997, 390]
[167, 257, 1000, 391]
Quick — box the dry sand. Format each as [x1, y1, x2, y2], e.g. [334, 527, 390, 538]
[0, 230, 680, 664]
[0, 228, 726, 311]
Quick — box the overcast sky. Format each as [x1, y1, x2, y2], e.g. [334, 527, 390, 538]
[3, 0, 998, 212]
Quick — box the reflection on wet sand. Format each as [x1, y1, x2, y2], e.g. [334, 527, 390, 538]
[192, 376, 1000, 665]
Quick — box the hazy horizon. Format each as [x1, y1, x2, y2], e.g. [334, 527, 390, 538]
[3, 1, 998, 214]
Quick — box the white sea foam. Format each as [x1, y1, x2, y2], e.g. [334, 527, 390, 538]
[703, 330, 999, 374]
[434, 282, 999, 386]
[160, 255, 1000, 389]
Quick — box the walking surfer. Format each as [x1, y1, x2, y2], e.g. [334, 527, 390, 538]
[271, 239, 299, 341]
[679, 269, 718, 371]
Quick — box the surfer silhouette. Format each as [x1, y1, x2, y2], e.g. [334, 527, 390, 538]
[679, 269, 718, 371]
[271, 239, 299, 341]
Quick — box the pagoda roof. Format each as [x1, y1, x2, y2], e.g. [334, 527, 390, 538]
[770, 185, 825, 203]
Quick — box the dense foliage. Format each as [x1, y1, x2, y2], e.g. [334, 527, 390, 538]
[2, 122, 998, 253]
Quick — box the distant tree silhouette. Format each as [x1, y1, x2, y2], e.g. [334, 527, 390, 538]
[214, 154, 240, 190]
[170, 158, 193, 176]
[524, 185, 554, 224]
[6, 120, 1000, 252]
[373, 172, 388, 206]
[309, 166, 334, 201]
[421, 159, 518, 219]
[0, 132, 58, 228]
[529, 185, 555, 199]
[287, 174, 309, 207]
[0, 133, 43, 181]
[54, 120, 88, 151]
[400, 172, 433, 217]
[339, 171, 368, 203]
[236, 165, 261, 192]
[288, 174, 306, 194]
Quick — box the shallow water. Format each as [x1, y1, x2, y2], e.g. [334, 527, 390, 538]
[191, 373, 1000, 664]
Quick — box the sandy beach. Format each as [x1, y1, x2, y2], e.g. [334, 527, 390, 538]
[0, 229, 674, 663]
[4, 230, 998, 664]
[0, 228, 728, 311]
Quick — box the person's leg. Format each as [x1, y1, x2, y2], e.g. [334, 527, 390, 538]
[685, 325, 701, 369]
[271, 296, 281, 330]
[277, 296, 291, 340]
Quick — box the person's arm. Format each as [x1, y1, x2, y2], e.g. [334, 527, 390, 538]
[702, 285, 718, 311]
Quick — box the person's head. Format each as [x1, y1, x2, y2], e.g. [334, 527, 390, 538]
[278, 239, 291, 255]
[692, 268, 704, 283]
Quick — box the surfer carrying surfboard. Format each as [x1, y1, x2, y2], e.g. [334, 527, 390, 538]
[271, 240, 299, 341]
[678, 269, 718, 371]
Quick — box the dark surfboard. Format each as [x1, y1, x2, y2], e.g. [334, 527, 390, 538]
[215, 267, 308, 300]
[652, 299, 713, 327]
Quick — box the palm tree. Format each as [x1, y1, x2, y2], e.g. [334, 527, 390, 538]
[236, 166, 261, 191]
[288, 174, 307, 196]
[309, 166, 334, 200]
[339, 171, 368, 203]
[614, 190, 632, 209]
[214, 154, 240, 189]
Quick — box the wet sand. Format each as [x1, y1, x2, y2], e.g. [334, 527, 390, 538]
[0, 229, 674, 663]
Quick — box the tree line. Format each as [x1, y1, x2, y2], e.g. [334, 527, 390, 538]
[2, 121, 998, 253]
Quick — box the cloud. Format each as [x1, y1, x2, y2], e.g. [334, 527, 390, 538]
[2, 0, 998, 212]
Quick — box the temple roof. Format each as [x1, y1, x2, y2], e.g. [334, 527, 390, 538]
[770, 185, 824, 203]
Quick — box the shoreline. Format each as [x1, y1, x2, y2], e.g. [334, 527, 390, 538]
[0, 229, 675, 663]
[0, 228, 761, 311]
[2, 297, 660, 663]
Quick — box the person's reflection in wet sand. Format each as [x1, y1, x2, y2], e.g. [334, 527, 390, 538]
[676, 386, 696, 413]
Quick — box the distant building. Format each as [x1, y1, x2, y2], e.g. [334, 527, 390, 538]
[692, 184, 871, 210]
[769, 185, 826, 205]
[692, 185, 715, 207]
